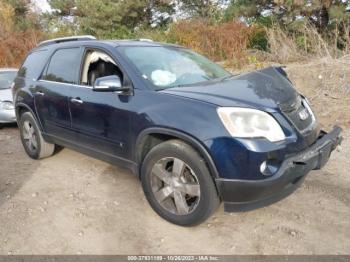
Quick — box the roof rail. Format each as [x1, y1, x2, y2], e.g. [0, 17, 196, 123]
[138, 38, 153, 42]
[38, 35, 96, 47]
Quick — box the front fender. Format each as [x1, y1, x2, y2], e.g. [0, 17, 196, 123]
[135, 127, 220, 179]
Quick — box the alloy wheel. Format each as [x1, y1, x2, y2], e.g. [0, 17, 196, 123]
[22, 120, 38, 153]
[150, 157, 201, 215]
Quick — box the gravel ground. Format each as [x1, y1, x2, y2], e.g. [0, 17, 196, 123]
[0, 61, 349, 254]
[0, 125, 349, 255]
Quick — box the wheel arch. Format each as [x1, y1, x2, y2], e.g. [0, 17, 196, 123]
[135, 127, 220, 180]
[15, 103, 43, 131]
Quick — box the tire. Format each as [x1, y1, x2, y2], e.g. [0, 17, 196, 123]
[141, 139, 220, 226]
[19, 112, 55, 159]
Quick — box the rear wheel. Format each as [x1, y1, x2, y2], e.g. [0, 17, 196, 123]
[19, 112, 55, 159]
[141, 139, 220, 226]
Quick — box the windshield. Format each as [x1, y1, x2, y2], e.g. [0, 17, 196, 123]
[120, 46, 230, 90]
[0, 71, 17, 90]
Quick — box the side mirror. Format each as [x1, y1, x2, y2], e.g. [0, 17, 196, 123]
[93, 75, 130, 94]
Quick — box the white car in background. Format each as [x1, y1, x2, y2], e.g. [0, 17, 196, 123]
[0, 68, 17, 128]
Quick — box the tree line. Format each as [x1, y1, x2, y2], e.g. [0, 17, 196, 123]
[0, 0, 350, 66]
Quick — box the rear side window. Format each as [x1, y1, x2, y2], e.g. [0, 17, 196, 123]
[43, 48, 81, 84]
[18, 50, 49, 79]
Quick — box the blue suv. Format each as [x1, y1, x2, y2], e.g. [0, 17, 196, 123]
[13, 36, 342, 226]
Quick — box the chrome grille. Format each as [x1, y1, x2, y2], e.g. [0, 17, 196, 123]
[282, 97, 316, 133]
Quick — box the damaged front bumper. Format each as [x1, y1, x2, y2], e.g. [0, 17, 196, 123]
[216, 126, 343, 212]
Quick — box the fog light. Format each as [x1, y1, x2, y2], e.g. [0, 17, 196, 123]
[260, 161, 267, 174]
[260, 160, 279, 176]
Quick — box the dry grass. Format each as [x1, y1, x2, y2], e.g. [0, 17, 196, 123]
[266, 26, 305, 63]
[168, 19, 251, 64]
[0, 30, 42, 67]
[265, 22, 350, 64]
[285, 57, 350, 129]
[0, 3, 42, 67]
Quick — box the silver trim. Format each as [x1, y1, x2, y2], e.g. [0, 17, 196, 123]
[301, 99, 317, 131]
[35, 91, 45, 96]
[138, 38, 153, 42]
[38, 35, 96, 47]
[71, 98, 83, 104]
[38, 79, 93, 89]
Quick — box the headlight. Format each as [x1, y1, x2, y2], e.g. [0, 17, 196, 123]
[217, 107, 286, 142]
[0, 101, 15, 110]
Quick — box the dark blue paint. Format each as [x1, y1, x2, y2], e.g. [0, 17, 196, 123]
[13, 40, 320, 183]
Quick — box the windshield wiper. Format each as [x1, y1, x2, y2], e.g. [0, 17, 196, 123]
[218, 74, 235, 82]
[170, 83, 198, 88]
[157, 75, 234, 91]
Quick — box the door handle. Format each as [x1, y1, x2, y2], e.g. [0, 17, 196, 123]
[35, 91, 45, 96]
[71, 98, 83, 104]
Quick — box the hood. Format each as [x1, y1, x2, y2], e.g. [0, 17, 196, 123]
[0, 88, 14, 102]
[161, 67, 299, 111]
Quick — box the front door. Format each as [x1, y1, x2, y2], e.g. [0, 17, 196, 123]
[34, 47, 82, 139]
[69, 48, 132, 160]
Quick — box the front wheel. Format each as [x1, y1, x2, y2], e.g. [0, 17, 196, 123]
[19, 112, 55, 159]
[141, 139, 220, 226]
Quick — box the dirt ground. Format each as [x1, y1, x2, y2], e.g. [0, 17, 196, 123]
[0, 60, 349, 255]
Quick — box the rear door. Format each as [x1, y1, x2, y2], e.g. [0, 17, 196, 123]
[35, 47, 83, 138]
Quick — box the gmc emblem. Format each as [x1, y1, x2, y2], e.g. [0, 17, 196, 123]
[299, 109, 309, 121]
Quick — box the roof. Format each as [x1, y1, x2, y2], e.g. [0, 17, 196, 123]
[35, 36, 182, 50]
[106, 40, 181, 48]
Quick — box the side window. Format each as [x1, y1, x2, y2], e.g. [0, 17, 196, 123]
[18, 49, 49, 80]
[43, 48, 81, 84]
[80, 49, 123, 86]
